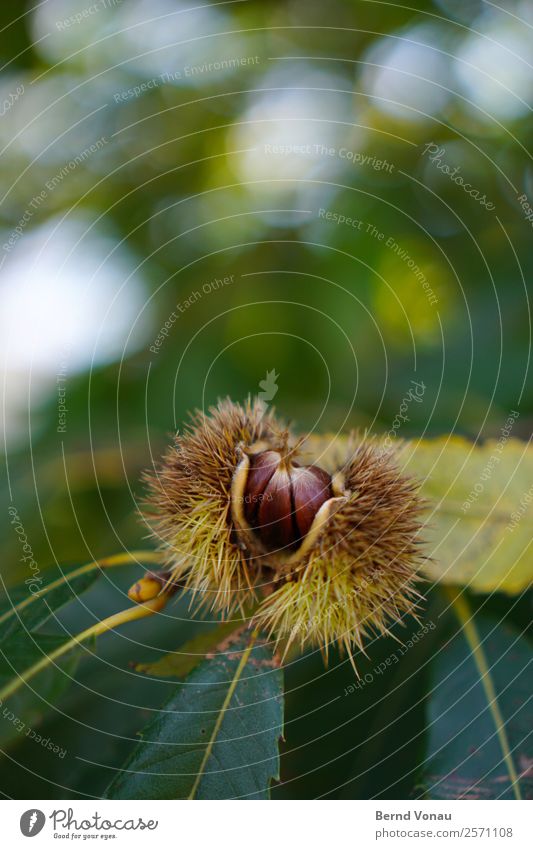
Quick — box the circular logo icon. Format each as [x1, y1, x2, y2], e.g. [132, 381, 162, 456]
[20, 810, 46, 837]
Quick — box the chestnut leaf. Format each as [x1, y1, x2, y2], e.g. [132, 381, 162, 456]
[105, 631, 284, 800]
[417, 593, 532, 799]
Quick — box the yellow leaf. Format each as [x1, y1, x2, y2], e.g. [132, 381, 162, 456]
[399, 436, 533, 593]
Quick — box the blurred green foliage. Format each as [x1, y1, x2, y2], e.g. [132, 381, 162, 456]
[0, 0, 531, 799]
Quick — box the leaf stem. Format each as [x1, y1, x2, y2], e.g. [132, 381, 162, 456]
[188, 629, 259, 799]
[0, 595, 169, 703]
[0, 550, 163, 629]
[447, 588, 522, 801]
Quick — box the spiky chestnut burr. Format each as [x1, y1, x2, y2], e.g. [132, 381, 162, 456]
[144, 399, 426, 660]
[253, 440, 426, 664]
[143, 398, 284, 613]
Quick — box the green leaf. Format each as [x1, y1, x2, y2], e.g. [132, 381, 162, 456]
[105, 631, 284, 800]
[0, 550, 162, 641]
[399, 436, 533, 593]
[134, 620, 247, 680]
[418, 593, 532, 800]
[0, 634, 83, 748]
[0, 596, 166, 707]
[0, 556, 167, 752]
[0, 551, 164, 738]
[0, 571, 99, 643]
[0, 563, 102, 747]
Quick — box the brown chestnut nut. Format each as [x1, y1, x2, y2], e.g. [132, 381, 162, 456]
[243, 450, 333, 552]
